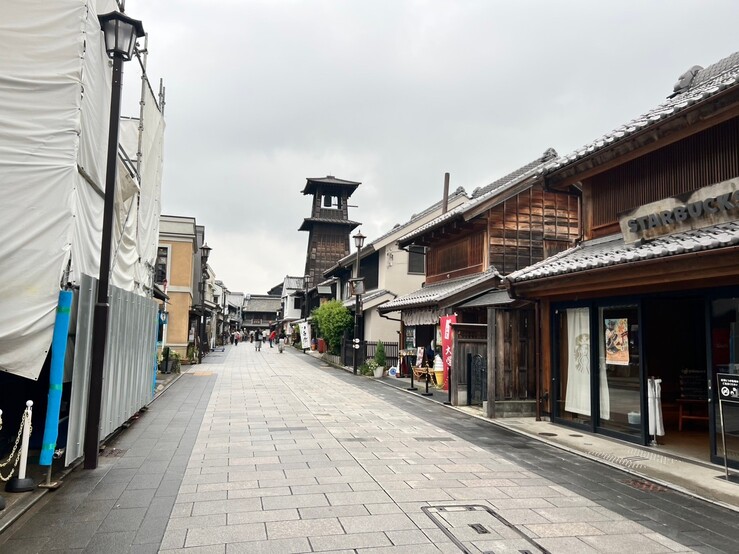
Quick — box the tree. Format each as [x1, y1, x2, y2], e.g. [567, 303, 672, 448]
[311, 300, 353, 354]
[375, 340, 386, 368]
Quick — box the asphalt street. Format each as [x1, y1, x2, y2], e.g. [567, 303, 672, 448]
[1, 343, 738, 553]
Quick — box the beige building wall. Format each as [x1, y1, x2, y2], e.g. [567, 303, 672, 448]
[158, 215, 197, 358]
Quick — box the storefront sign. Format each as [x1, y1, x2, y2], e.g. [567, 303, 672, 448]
[717, 373, 739, 403]
[299, 322, 311, 350]
[440, 315, 457, 391]
[404, 327, 416, 349]
[619, 177, 739, 244]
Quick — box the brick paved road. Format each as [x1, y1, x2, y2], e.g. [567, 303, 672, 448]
[2, 343, 738, 553]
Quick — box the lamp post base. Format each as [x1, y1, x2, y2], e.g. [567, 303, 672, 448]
[5, 477, 36, 493]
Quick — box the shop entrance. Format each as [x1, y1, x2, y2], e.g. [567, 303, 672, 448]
[643, 297, 709, 461]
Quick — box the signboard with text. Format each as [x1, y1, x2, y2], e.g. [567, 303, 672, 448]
[619, 177, 739, 244]
[718, 373, 739, 403]
[440, 315, 457, 391]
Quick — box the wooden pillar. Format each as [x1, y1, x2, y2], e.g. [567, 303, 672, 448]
[486, 307, 496, 418]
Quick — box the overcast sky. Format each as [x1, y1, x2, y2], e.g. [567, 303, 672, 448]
[123, 0, 739, 295]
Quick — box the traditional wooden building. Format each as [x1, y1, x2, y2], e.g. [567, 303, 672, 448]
[506, 51, 739, 466]
[380, 149, 579, 415]
[299, 176, 361, 292]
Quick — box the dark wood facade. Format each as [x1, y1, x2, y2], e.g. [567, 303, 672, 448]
[506, 58, 739, 456]
[404, 174, 580, 414]
[488, 184, 579, 274]
[585, 118, 739, 238]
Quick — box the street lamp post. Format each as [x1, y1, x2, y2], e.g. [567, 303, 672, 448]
[84, 11, 145, 470]
[198, 243, 212, 364]
[352, 230, 366, 375]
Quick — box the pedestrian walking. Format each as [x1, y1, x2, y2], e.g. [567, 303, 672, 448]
[269, 330, 276, 348]
[234, 331, 239, 346]
[278, 329, 286, 353]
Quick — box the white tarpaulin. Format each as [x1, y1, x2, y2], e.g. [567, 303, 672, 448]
[0, 1, 162, 380]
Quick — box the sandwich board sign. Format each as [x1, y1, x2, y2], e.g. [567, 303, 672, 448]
[716, 373, 739, 482]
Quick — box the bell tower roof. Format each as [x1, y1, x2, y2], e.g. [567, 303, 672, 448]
[301, 175, 361, 196]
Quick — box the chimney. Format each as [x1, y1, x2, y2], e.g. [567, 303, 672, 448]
[442, 172, 450, 214]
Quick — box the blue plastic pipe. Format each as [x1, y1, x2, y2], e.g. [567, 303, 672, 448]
[39, 290, 73, 466]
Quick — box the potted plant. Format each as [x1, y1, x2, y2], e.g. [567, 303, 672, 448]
[366, 358, 384, 378]
[159, 347, 181, 374]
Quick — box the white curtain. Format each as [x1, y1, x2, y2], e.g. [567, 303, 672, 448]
[564, 308, 610, 420]
[648, 377, 665, 437]
[565, 308, 592, 416]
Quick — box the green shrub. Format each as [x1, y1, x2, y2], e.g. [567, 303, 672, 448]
[311, 300, 353, 354]
[375, 341, 386, 368]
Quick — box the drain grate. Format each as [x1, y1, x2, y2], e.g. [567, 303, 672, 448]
[342, 437, 377, 442]
[415, 437, 454, 442]
[101, 447, 127, 458]
[422, 504, 550, 554]
[624, 479, 667, 492]
[538, 432, 557, 437]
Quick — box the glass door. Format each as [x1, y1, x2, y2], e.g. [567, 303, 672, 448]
[554, 306, 593, 427]
[596, 305, 643, 437]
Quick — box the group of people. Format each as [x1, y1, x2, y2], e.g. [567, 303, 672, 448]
[226, 328, 288, 352]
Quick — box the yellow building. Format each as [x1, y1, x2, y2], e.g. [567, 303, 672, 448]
[156, 215, 197, 358]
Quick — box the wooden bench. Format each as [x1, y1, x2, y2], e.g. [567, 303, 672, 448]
[413, 366, 437, 385]
[677, 399, 708, 431]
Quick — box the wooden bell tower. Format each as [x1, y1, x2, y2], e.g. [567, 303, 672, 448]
[299, 175, 361, 290]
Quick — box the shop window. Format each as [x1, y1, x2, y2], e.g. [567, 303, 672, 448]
[597, 305, 641, 437]
[408, 246, 425, 274]
[293, 297, 300, 310]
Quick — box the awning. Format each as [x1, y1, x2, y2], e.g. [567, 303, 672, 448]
[459, 289, 515, 308]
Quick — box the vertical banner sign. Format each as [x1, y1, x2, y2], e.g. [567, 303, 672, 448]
[299, 322, 311, 350]
[717, 373, 739, 481]
[440, 315, 457, 391]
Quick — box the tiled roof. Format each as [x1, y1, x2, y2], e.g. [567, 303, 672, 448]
[243, 295, 281, 313]
[459, 289, 514, 308]
[544, 51, 739, 174]
[507, 222, 739, 283]
[302, 176, 361, 195]
[307, 176, 361, 186]
[330, 187, 469, 269]
[399, 149, 557, 245]
[378, 270, 499, 312]
[342, 289, 395, 309]
[298, 218, 361, 231]
[283, 276, 305, 291]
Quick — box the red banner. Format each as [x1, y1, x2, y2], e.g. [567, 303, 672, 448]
[440, 315, 457, 391]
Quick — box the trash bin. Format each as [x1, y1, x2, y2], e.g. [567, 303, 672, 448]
[318, 338, 326, 353]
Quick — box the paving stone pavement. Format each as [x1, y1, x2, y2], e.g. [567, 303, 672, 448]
[2, 343, 739, 553]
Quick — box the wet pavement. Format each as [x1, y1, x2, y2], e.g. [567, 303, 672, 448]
[0, 344, 738, 552]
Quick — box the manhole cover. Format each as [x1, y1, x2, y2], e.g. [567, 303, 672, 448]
[624, 479, 666, 492]
[422, 505, 548, 553]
